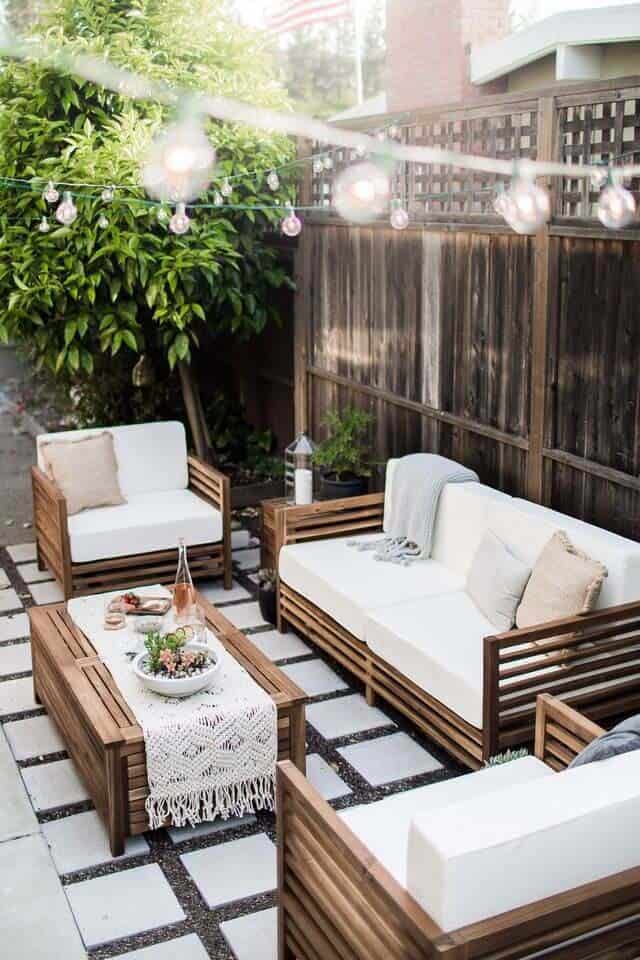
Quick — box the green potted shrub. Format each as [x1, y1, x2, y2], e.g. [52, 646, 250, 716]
[313, 407, 374, 499]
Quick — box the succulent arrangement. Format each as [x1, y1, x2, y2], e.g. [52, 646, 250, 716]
[143, 628, 213, 679]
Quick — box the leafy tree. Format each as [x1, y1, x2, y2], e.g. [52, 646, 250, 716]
[0, 0, 295, 431]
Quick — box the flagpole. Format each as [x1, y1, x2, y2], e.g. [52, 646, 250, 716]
[353, 0, 364, 105]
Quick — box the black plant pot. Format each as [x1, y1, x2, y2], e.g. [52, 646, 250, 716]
[258, 583, 278, 626]
[320, 473, 368, 500]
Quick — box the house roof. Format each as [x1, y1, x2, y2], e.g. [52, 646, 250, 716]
[330, 92, 388, 123]
[471, 3, 640, 84]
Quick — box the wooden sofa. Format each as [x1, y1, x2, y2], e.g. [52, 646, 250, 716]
[276, 469, 640, 768]
[277, 694, 640, 960]
[32, 421, 232, 599]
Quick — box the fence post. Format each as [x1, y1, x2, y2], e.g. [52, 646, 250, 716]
[294, 138, 313, 435]
[527, 96, 556, 504]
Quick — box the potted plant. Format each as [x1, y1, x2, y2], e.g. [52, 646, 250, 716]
[313, 407, 374, 499]
[257, 568, 278, 626]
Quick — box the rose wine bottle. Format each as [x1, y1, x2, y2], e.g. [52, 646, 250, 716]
[173, 538, 195, 621]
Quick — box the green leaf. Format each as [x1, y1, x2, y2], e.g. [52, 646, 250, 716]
[122, 329, 138, 351]
[175, 332, 189, 360]
[64, 321, 77, 346]
[67, 345, 80, 371]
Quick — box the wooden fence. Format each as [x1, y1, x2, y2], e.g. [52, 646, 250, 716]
[293, 77, 640, 540]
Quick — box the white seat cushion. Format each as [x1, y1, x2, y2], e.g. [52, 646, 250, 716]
[364, 592, 494, 727]
[38, 421, 188, 498]
[341, 757, 552, 887]
[68, 489, 222, 563]
[279, 534, 464, 640]
[407, 749, 640, 932]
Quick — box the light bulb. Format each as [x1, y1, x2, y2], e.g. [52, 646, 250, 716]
[98, 213, 109, 229]
[221, 178, 233, 197]
[267, 170, 280, 191]
[43, 181, 59, 204]
[376, 131, 386, 141]
[390, 204, 409, 230]
[143, 117, 215, 203]
[323, 156, 333, 171]
[55, 191, 78, 226]
[312, 159, 324, 175]
[355, 144, 366, 158]
[500, 177, 550, 234]
[281, 207, 302, 237]
[101, 185, 115, 203]
[388, 124, 400, 139]
[597, 183, 636, 229]
[169, 202, 191, 235]
[214, 191, 224, 206]
[38, 216, 50, 234]
[334, 161, 390, 223]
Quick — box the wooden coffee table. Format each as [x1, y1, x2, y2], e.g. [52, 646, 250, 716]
[29, 591, 307, 855]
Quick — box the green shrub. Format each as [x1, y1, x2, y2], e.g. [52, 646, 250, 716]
[313, 407, 374, 481]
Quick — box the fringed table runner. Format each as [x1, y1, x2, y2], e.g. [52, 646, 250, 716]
[68, 586, 277, 830]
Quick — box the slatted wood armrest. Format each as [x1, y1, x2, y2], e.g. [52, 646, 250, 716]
[281, 492, 385, 546]
[187, 455, 232, 588]
[483, 599, 640, 761]
[535, 693, 605, 770]
[31, 465, 73, 596]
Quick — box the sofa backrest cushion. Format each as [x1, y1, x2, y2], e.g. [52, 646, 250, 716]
[406, 748, 640, 932]
[430, 483, 512, 577]
[37, 421, 188, 499]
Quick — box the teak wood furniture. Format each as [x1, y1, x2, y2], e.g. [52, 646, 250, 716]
[277, 694, 640, 960]
[276, 493, 640, 768]
[32, 453, 232, 600]
[29, 590, 306, 856]
[260, 496, 289, 573]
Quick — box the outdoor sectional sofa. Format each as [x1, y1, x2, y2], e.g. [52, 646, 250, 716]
[31, 420, 232, 599]
[277, 693, 640, 960]
[277, 460, 640, 767]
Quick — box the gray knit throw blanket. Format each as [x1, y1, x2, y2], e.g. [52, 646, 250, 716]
[350, 454, 479, 565]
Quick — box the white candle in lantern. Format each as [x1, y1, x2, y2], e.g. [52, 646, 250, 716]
[294, 467, 313, 505]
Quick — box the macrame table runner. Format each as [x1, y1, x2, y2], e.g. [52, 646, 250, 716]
[67, 586, 277, 830]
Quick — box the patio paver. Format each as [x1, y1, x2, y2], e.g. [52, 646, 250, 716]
[220, 907, 277, 960]
[232, 547, 260, 571]
[180, 833, 276, 908]
[42, 809, 149, 874]
[17, 561, 53, 583]
[338, 731, 443, 786]
[0, 639, 31, 677]
[5, 713, 65, 761]
[198, 579, 251, 605]
[0, 833, 86, 960]
[0, 612, 30, 642]
[6, 542, 37, 564]
[249, 629, 311, 662]
[307, 693, 394, 740]
[28, 580, 64, 605]
[0, 727, 38, 842]
[118, 934, 210, 960]
[0, 587, 23, 613]
[168, 813, 256, 845]
[0, 675, 38, 716]
[22, 757, 90, 812]
[306, 753, 352, 800]
[65, 863, 185, 948]
[281, 658, 349, 697]
[221, 601, 269, 631]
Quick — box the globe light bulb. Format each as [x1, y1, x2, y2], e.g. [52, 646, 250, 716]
[221, 178, 233, 197]
[334, 161, 390, 223]
[101, 185, 115, 203]
[267, 170, 280, 191]
[312, 159, 324, 175]
[323, 156, 333, 171]
[390, 203, 409, 230]
[143, 117, 215, 203]
[43, 181, 59, 204]
[55, 191, 78, 226]
[213, 191, 224, 207]
[597, 182, 636, 229]
[98, 213, 109, 229]
[169, 202, 191, 235]
[499, 177, 550, 234]
[388, 124, 400, 139]
[38, 216, 50, 234]
[281, 207, 302, 237]
[355, 144, 366, 158]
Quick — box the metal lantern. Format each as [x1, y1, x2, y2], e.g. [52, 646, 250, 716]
[285, 432, 316, 505]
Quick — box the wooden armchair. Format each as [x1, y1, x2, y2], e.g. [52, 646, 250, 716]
[277, 695, 640, 960]
[32, 452, 231, 600]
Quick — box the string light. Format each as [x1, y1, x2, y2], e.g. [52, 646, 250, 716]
[281, 206, 302, 237]
[55, 191, 77, 225]
[495, 173, 550, 234]
[312, 159, 324, 175]
[143, 115, 215, 202]
[42, 181, 59, 204]
[169, 201, 191, 234]
[97, 213, 109, 229]
[214, 191, 224, 206]
[388, 124, 400, 139]
[334, 161, 390, 223]
[266, 170, 280, 191]
[38, 216, 50, 233]
[221, 178, 233, 197]
[390, 200, 409, 230]
[597, 175, 636, 229]
[101, 184, 115, 202]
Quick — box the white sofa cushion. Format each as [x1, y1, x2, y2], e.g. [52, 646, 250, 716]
[37, 421, 188, 499]
[364, 591, 494, 727]
[341, 757, 552, 887]
[279, 534, 464, 641]
[407, 749, 640, 932]
[68, 489, 222, 563]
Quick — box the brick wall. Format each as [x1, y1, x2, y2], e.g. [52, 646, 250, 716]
[386, 0, 509, 112]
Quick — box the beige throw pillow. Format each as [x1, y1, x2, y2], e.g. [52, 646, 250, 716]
[516, 530, 607, 631]
[467, 530, 532, 632]
[40, 431, 125, 516]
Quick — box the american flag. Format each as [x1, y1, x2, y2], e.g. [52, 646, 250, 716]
[266, 0, 352, 35]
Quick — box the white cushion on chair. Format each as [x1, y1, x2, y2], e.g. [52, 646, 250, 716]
[341, 757, 552, 888]
[37, 421, 188, 498]
[407, 749, 640, 932]
[68, 489, 222, 563]
[364, 592, 495, 727]
[279, 534, 464, 640]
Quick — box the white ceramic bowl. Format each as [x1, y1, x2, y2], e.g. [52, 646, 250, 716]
[133, 643, 221, 698]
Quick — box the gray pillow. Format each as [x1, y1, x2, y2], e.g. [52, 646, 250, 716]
[569, 714, 640, 768]
[467, 530, 532, 632]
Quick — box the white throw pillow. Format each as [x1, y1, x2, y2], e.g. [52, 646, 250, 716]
[467, 530, 531, 631]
